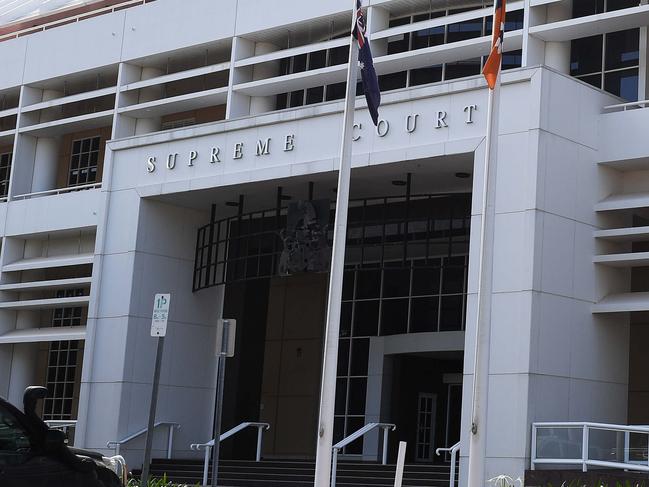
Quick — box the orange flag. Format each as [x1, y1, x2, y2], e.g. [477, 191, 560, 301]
[482, 0, 506, 90]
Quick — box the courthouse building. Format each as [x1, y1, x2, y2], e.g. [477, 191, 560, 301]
[0, 0, 648, 484]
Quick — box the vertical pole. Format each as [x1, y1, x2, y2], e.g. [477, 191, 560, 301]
[211, 321, 230, 487]
[140, 336, 165, 486]
[624, 430, 630, 464]
[203, 446, 211, 486]
[256, 426, 263, 462]
[530, 424, 537, 470]
[314, 2, 359, 486]
[330, 449, 338, 487]
[167, 425, 174, 459]
[582, 425, 588, 472]
[382, 427, 389, 465]
[466, 68, 501, 487]
[394, 442, 407, 487]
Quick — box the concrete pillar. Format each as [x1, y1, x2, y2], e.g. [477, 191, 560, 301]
[7, 342, 39, 406]
[134, 67, 165, 135]
[250, 42, 280, 115]
[32, 89, 62, 193]
[544, 1, 573, 73]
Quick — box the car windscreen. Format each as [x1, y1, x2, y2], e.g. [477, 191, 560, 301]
[0, 404, 33, 466]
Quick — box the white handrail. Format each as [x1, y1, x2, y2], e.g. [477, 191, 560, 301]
[107, 421, 180, 459]
[190, 422, 270, 486]
[13, 182, 101, 200]
[436, 442, 460, 487]
[531, 421, 649, 473]
[331, 423, 396, 487]
[604, 99, 649, 111]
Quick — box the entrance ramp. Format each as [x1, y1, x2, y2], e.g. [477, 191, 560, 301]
[149, 458, 455, 487]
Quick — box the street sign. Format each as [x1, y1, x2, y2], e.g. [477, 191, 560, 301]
[215, 319, 236, 357]
[151, 293, 171, 337]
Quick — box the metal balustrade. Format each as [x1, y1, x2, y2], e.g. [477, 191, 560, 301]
[107, 421, 180, 458]
[604, 99, 649, 111]
[12, 182, 101, 201]
[190, 422, 270, 486]
[331, 422, 396, 487]
[531, 422, 649, 473]
[436, 441, 460, 487]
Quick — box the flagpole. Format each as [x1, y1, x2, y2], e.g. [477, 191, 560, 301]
[313, 3, 359, 487]
[466, 37, 502, 487]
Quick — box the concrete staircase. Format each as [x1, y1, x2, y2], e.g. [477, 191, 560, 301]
[148, 458, 456, 487]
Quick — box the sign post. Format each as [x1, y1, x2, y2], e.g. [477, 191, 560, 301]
[211, 318, 236, 487]
[140, 293, 170, 487]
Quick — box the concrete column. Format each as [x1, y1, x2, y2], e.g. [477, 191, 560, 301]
[134, 67, 165, 135]
[544, 1, 573, 73]
[32, 89, 62, 193]
[639, 1, 649, 100]
[7, 342, 39, 406]
[250, 42, 280, 115]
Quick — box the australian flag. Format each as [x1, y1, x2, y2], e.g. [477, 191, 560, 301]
[352, 0, 380, 126]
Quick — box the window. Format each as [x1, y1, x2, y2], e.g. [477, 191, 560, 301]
[0, 406, 32, 466]
[0, 152, 11, 198]
[571, 1, 640, 101]
[42, 289, 85, 422]
[68, 136, 100, 186]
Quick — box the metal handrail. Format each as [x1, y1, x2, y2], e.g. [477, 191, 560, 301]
[13, 182, 101, 200]
[604, 99, 649, 111]
[531, 422, 649, 473]
[436, 441, 460, 487]
[331, 423, 396, 487]
[190, 422, 270, 486]
[107, 421, 180, 458]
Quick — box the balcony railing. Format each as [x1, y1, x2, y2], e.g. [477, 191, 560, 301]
[12, 182, 101, 201]
[531, 422, 649, 473]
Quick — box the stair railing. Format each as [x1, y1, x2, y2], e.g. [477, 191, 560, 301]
[331, 422, 396, 487]
[190, 422, 270, 486]
[436, 441, 460, 487]
[107, 421, 180, 458]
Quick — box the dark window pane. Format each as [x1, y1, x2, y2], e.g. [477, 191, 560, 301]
[91, 137, 100, 151]
[387, 32, 410, 54]
[341, 302, 352, 338]
[503, 49, 522, 70]
[356, 269, 381, 299]
[334, 417, 345, 443]
[379, 71, 407, 91]
[326, 82, 346, 101]
[410, 65, 442, 86]
[289, 90, 304, 108]
[338, 339, 350, 376]
[447, 18, 483, 43]
[383, 267, 410, 298]
[607, 0, 639, 12]
[570, 36, 603, 75]
[292, 54, 307, 73]
[505, 10, 524, 31]
[81, 139, 90, 152]
[410, 296, 439, 333]
[573, 0, 604, 18]
[354, 300, 379, 336]
[439, 295, 463, 331]
[328, 46, 349, 66]
[309, 50, 327, 70]
[380, 298, 409, 335]
[72, 140, 81, 153]
[344, 416, 365, 454]
[413, 266, 440, 296]
[342, 270, 355, 300]
[276, 93, 288, 110]
[445, 58, 481, 80]
[350, 338, 369, 376]
[347, 378, 367, 415]
[605, 29, 639, 70]
[578, 73, 602, 89]
[335, 378, 347, 415]
[306, 86, 324, 105]
[604, 68, 638, 101]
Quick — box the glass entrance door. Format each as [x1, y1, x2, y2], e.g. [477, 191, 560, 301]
[415, 392, 437, 461]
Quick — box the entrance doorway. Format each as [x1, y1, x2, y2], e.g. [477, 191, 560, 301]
[389, 353, 462, 463]
[259, 273, 328, 459]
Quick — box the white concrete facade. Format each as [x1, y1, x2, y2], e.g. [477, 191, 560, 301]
[0, 0, 647, 484]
